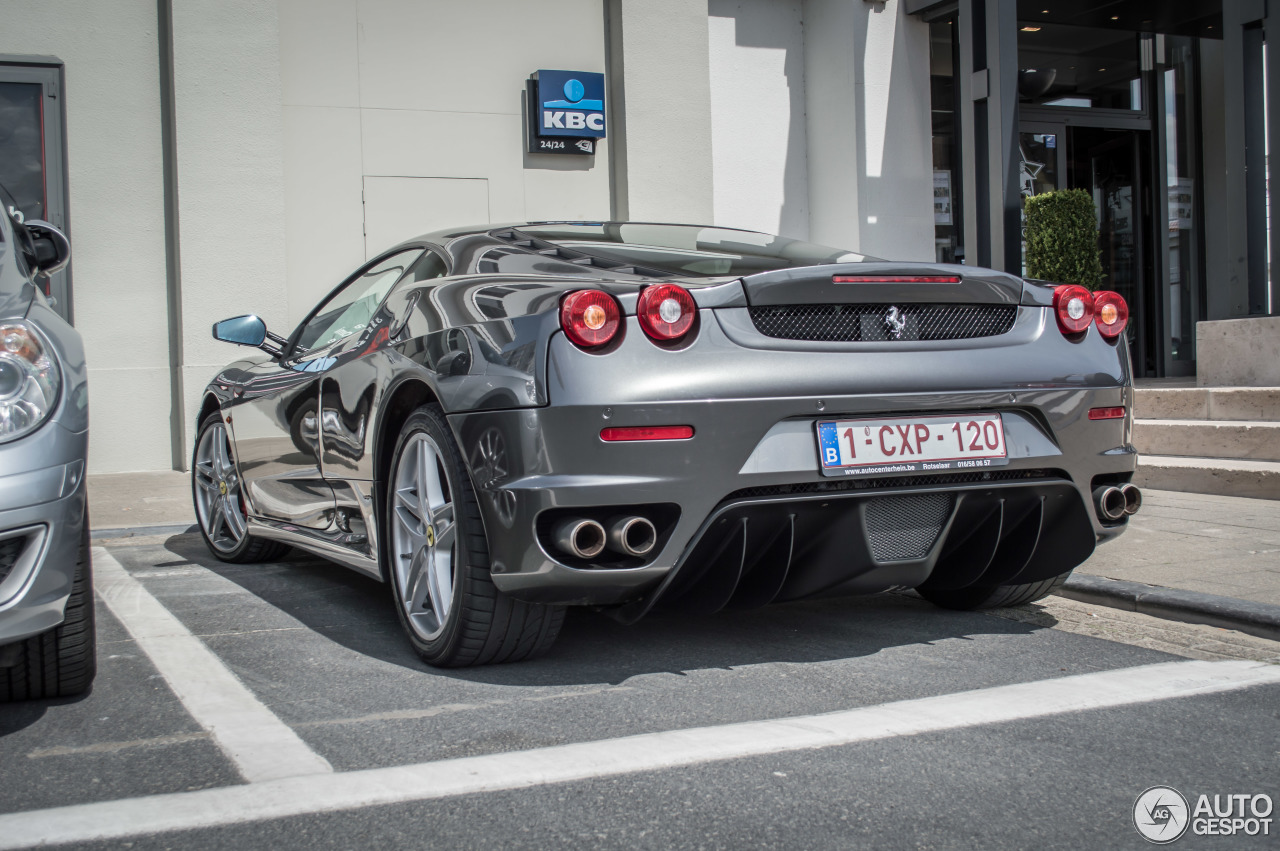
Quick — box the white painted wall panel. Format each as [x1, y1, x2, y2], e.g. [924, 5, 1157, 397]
[612, 0, 715, 224]
[359, 108, 526, 224]
[355, 1, 605, 115]
[171, 0, 291, 466]
[363, 177, 490, 252]
[277, 0, 612, 320]
[708, 0, 810, 239]
[282, 105, 367, 318]
[802, 0, 932, 260]
[0, 0, 173, 472]
[278, 0, 360, 108]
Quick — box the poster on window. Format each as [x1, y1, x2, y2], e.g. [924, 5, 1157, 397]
[1168, 179, 1194, 230]
[934, 171, 952, 226]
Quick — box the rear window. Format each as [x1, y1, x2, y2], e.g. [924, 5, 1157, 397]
[514, 223, 876, 277]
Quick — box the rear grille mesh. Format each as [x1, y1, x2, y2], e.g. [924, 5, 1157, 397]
[864, 494, 954, 561]
[749, 303, 1017, 342]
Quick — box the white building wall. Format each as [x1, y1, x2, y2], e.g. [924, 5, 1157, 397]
[171, 0, 291, 467]
[276, 0, 612, 325]
[708, 0, 810, 239]
[609, 0, 715, 224]
[802, 0, 932, 259]
[0, 0, 174, 473]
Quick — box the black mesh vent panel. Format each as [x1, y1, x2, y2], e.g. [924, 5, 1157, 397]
[749, 303, 1017, 342]
[0, 535, 26, 586]
[864, 493, 954, 561]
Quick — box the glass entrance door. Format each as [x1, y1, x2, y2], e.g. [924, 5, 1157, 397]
[1019, 122, 1156, 375]
[1082, 130, 1150, 375]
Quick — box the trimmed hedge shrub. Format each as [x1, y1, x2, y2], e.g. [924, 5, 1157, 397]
[1023, 188, 1104, 289]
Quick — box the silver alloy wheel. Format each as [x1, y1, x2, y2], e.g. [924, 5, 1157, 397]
[391, 433, 456, 641]
[194, 422, 248, 553]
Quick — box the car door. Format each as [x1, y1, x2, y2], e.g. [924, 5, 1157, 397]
[231, 249, 423, 528]
[317, 247, 450, 483]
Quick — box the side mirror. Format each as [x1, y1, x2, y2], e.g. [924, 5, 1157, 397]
[20, 219, 71, 278]
[213, 315, 268, 347]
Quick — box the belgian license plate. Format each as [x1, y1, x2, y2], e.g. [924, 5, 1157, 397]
[815, 413, 1008, 477]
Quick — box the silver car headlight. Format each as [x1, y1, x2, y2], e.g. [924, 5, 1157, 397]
[0, 322, 60, 442]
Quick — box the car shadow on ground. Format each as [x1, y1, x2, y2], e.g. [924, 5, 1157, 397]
[159, 533, 1056, 687]
[0, 694, 91, 736]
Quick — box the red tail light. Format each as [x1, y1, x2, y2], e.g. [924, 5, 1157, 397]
[1092, 290, 1129, 339]
[637, 284, 697, 342]
[600, 425, 695, 441]
[1089, 406, 1126, 420]
[1053, 285, 1094, 335]
[561, 289, 622, 349]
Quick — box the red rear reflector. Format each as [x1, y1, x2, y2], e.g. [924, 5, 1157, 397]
[1088, 407, 1126, 420]
[832, 275, 961, 284]
[600, 426, 694, 442]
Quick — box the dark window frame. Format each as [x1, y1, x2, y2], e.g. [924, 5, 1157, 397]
[0, 56, 71, 322]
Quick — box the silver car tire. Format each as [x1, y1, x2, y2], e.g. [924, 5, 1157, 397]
[386, 404, 564, 667]
[191, 413, 289, 564]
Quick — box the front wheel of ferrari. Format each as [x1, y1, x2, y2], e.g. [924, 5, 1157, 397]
[387, 404, 563, 667]
[192, 412, 290, 564]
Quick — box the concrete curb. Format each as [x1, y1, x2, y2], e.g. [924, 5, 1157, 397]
[90, 523, 198, 541]
[1060, 574, 1280, 643]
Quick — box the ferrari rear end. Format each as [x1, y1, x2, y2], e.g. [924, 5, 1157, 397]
[453, 257, 1137, 620]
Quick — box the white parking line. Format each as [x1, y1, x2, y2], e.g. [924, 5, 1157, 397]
[1, 658, 1277, 848]
[91, 548, 332, 783]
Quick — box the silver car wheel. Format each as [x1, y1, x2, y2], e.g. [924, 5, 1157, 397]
[391, 432, 456, 642]
[194, 422, 248, 553]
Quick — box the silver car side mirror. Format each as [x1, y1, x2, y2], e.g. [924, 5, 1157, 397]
[21, 219, 71, 278]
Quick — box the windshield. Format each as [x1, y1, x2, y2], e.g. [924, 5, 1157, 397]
[514, 223, 877, 277]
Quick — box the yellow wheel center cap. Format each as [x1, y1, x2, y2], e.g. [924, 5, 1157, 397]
[426, 525, 435, 547]
[218, 481, 228, 496]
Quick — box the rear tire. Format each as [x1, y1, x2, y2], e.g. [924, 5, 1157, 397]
[917, 570, 1073, 611]
[1, 510, 96, 701]
[386, 403, 563, 667]
[192, 412, 290, 564]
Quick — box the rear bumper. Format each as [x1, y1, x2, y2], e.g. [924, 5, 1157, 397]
[450, 389, 1134, 609]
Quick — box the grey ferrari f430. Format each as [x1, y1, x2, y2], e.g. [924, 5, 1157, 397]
[196, 222, 1138, 666]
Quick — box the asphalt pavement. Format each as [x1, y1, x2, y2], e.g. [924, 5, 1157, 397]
[0, 472, 1267, 848]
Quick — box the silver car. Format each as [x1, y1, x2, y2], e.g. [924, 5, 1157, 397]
[198, 222, 1138, 668]
[0, 202, 91, 700]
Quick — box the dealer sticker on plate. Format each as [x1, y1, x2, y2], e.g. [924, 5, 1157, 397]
[815, 413, 1008, 477]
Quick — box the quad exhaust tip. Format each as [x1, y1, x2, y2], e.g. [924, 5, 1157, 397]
[1094, 485, 1128, 522]
[554, 518, 607, 559]
[607, 516, 658, 557]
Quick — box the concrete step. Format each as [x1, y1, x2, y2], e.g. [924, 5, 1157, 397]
[1132, 419, 1280, 462]
[1134, 455, 1280, 500]
[1133, 386, 1280, 421]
